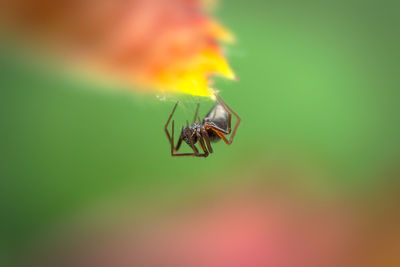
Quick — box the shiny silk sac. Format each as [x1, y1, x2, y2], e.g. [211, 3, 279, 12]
[0, 0, 235, 97]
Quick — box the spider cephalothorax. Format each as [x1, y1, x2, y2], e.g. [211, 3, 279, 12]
[164, 94, 241, 157]
[181, 123, 202, 145]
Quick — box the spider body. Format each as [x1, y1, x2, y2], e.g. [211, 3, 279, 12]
[164, 95, 241, 157]
[181, 123, 202, 145]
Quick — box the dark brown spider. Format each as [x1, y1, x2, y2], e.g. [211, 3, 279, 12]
[164, 94, 241, 157]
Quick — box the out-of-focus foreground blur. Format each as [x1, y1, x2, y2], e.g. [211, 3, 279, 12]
[1, 0, 400, 267]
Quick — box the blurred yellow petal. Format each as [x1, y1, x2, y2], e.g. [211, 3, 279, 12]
[207, 19, 236, 43]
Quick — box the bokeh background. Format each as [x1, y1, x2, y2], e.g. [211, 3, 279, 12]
[1, 0, 400, 266]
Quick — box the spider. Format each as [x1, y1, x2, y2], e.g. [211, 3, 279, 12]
[164, 94, 241, 157]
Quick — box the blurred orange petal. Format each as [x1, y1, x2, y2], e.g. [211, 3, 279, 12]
[0, 0, 236, 98]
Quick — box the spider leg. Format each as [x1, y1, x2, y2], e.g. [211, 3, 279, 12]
[204, 122, 232, 146]
[170, 127, 205, 157]
[172, 124, 207, 157]
[193, 103, 200, 123]
[164, 103, 193, 156]
[196, 133, 209, 157]
[188, 134, 208, 157]
[210, 128, 231, 145]
[171, 153, 206, 157]
[205, 122, 229, 134]
[172, 150, 207, 157]
[172, 121, 182, 152]
[172, 141, 207, 157]
[164, 102, 179, 149]
[200, 126, 213, 153]
[215, 94, 241, 144]
[175, 127, 184, 151]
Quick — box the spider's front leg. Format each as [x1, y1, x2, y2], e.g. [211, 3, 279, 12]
[167, 120, 196, 157]
[164, 102, 184, 154]
[164, 101, 179, 150]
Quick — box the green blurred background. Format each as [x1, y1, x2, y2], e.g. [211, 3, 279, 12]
[1, 0, 400, 265]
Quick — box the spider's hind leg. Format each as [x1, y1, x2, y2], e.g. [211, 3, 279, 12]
[214, 94, 242, 144]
